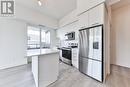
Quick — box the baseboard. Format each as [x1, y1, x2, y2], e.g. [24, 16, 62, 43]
[0, 62, 27, 70]
[111, 64, 130, 69]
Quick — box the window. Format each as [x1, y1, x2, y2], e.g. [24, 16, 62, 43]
[41, 30, 51, 48]
[27, 26, 40, 49]
[27, 26, 50, 50]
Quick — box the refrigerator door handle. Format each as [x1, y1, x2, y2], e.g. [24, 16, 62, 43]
[79, 30, 89, 58]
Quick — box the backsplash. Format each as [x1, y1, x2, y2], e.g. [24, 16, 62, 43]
[60, 40, 78, 48]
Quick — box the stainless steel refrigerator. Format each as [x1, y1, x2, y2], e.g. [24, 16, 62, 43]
[79, 25, 103, 82]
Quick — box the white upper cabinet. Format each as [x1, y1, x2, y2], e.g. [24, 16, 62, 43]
[57, 21, 79, 40]
[78, 12, 89, 29]
[77, 0, 89, 15]
[88, 4, 104, 27]
[77, 0, 105, 15]
[78, 3, 105, 29]
[89, 0, 105, 10]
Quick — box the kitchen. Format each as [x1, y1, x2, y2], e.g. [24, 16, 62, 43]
[0, 0, 130, 87]
[57, 3, 110, 83]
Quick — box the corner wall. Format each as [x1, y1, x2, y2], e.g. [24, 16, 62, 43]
[0, 19, 27, 69]
[111, 4, 130, 68]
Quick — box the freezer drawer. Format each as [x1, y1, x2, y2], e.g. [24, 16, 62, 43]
[79, 57, 103, 82]
[92, 60, 102, 82]
[79, 58, 93, 77]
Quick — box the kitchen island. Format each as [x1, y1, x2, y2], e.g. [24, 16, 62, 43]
[27, 49, 59, 87]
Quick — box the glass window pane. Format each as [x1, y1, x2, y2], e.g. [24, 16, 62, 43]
[27, 26, 40, 49]
[46, 31, 50, 45]
[41, 30, 51, 48]
[27, 26, 51, 50]
[41, 30, 46, 42]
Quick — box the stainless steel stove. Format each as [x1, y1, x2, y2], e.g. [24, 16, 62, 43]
[61, 47, 72, 65]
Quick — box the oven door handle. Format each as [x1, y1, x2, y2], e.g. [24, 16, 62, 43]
[62, 49, 71, 51]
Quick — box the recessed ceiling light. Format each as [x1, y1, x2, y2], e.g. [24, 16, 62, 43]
[38, 0, 42, 6]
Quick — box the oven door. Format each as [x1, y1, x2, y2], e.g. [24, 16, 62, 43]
[62, 49, 72, 64]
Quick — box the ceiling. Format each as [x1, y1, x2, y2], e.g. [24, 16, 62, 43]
[111, 0, 130, 10]
[16, 0, 76, 20]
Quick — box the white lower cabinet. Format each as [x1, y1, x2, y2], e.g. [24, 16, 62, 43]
[72, 48, 79, 69]
[59, 50, 63, 61]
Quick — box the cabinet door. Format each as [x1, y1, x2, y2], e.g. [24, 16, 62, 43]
[89, 0, 105, 9]
[78, 12, 89, 30]
[72, 49, 79, 69]
[89, 4, 104, 27]
[92, 60, 102, 82]
[77, 0, 89, 15]
[59, 50, 63, 61]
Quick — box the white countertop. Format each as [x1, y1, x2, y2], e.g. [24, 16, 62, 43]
[27, 49, 59, 57]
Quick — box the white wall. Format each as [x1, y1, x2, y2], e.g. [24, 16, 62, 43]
[0, 2, 59, 68]
[111, 4, 130, 68]
[0, 19, 27, 69]
[0, 3, 58, 29]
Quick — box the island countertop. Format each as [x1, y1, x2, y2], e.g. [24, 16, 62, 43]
[27, 49, 59, 57]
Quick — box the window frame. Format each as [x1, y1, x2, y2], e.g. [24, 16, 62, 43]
[27, 26, 51, 50]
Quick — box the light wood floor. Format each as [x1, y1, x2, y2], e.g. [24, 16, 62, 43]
[0, 62, 130, 87]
